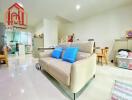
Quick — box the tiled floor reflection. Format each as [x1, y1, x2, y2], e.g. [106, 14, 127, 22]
[0, 55, 66, 100]
[0, 55, 132, 100]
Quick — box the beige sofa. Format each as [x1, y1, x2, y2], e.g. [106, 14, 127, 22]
[38, 41, 96, 99]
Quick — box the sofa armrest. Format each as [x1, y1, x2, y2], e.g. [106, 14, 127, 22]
[39, 50, 53, 58]
[38, 47, 54, 50]
[70, 53, 96, 93]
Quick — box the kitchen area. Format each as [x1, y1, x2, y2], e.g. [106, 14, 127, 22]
[5, 29, 32, 56]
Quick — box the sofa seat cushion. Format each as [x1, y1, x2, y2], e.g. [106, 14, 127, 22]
[39, 58, 49, 71]
[41, 57, 72, 86]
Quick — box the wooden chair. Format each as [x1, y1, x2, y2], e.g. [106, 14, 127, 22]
[0, 47, 8, 65]
[97, 47, 109, 65]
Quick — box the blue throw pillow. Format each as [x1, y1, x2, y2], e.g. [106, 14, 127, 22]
[62, 47, 79, 63]
[52, 47, 63, 59]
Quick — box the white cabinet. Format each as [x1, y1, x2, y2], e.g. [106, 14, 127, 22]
[113, 39, 132, 62]
[114, 39, 128, 52]
[32, 37, 44, 58]
[19, 44, 25, 55]
[128, 39, 132, 50]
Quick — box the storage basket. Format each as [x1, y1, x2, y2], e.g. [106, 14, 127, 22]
[116, 56, 132, 70]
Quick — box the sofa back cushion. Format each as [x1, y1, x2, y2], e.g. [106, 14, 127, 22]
[52, 47, 63, 59]
[76, 52, 91, 61]
[62, 47, 79, 63]
[58, 41, 94, 54]
[57, 42, 71, 50]
[70, 41, 95, 54]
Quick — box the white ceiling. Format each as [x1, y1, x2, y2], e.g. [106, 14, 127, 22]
[0, 0, 132, 27]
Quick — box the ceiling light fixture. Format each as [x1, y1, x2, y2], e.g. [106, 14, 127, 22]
[20, 89, 25, 94]
[76, 4, 80, 10]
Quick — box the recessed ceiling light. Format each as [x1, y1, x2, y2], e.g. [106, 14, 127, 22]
[76, 4, 80, 10]
[20, 89, 25, 94]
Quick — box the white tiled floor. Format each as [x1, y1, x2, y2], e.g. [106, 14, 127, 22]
[0, 55, 132, 100]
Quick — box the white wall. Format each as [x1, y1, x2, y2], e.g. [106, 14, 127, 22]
[59, 5, 132, 60]
[35, 18, 58, 48]
[44, 19, 58, 48]
[35, 22, 44, 35]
